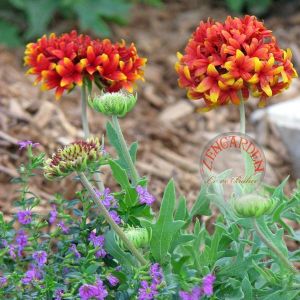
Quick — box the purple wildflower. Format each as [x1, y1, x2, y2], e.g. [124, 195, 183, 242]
[22, 265, 42, 284]
[16, 230, 28, 256]
[69, 244, 81, 259]
[89, 232, 106, 258]
[202, 274, 215, 296]
[179, 287, 202, 300]
[17, 140, 40, 150]
[79, 284, 98, 300]
[8, 244, 16, 260]
[0, 276, 7, 287]
[95, 188, 118, 209]
[136, 185, 156, 206]
[57, 221, 69, 234]
[138, 281, 158, 300]
[32, 250, 47, 267]
[54, 289, 64, 300]
[150, 263, 163, 284]
[115, 266, 122, 272]
[94, 279, 108, 299]
[109, 210, 121, 224]
[49, 204, 58, 224]
[107, 275, 119, 286]
[17, 210, 32, 225]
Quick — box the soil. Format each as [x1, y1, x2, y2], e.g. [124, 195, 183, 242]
[1, 0, 300, 232]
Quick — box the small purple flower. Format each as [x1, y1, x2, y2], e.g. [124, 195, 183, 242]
[22, 265, 42, 284]
[136, 185, 156, 206]
[107, 275, 119, 286]
[109, 210, 121, 224]
[32, 250, 47, 267]
[16, 230, 28, 256]
[79, 284, 98, 300]
[89, 232, 106, 258]
[0, 276, 7, 287]
[8, 244, 16, 260]
[95, 188, 118, 209]
[57, 221, 69, 234]
[94, 279, 108, 299]
[179, 287, 202, 300]
[49, 204, 58, 224]
[17, 140, 40, 150]
[138, 280, 158, 300]
[150, 263, 163, 285]
[17, 210, 32, 225]
[115, 266, 122, 272]
[202, 274, 215, 296]
[69, 244, 81, 259]
[54, 289, 64, 300]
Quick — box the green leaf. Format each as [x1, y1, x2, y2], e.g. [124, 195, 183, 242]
[174, 196, 188, 221]
[0, 20, 21, 47]
[252, 260, 282, 286]
[225, 0, 244, 12]
[150, 180, 184, 263]
[241, 276, 253, 299]
[23, 0, 59, 39]
[246, 0, 272, 16]
[85, 264, 99, 275]
[116, 141, 138, 169]
[109, 160, 137, 207]
[104, 230, 137, 267]
[189, 186, 211, 222]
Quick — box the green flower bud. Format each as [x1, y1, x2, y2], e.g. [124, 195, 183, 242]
[88, 91, 137, 117]
[118, 227, 151, 249]
[44, 137, 102, 180]
[231, 194, 274, 218]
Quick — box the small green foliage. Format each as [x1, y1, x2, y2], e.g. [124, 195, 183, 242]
[225, 0, 273, 16]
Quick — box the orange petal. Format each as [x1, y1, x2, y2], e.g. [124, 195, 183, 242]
[261, 83, 272, 97]
[207, 64, 218, 77]
[247, 74, 259, 84]
[195, 77, 213, 93]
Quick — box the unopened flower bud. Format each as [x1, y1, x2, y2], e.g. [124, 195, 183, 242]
[231, 194, 273, 218]
[118, 227, 150, 249]
[88, 91, 137, 117]
[44, 137, 102, 180]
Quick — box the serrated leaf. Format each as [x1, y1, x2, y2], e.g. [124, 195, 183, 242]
[116, 141, 138, 169]
[150, 180, 184, 263]
[104, 230, 137, 267]
[189, 186, 211, 222]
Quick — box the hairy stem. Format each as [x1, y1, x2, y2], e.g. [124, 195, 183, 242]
[111, 115, 139, 186]
[239, 96, 246, 135]
[252, 218, 297, 274]
[81, 84, 90, 139]
[80, 84, 104, 192]
[78, 172, 147, 265]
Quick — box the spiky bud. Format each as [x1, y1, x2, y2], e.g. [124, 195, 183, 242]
[118, 227, 151, 249]
[231, 194, 274, 218]
[88, 91, 137, 117]
[44, 137, 102, 180]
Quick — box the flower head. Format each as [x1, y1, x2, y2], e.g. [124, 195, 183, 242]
[136, 185, 156, 206]
[17, 140, 40, 150]
[0, 276, 7, 287]
[69, 244, 81, 259]
[89, 232, 106, 258]
[16, 230, 28, 256]
[57, 221, 70, 234]
[22, 265, 42, 284]
[54, 289, 64, 300]
[176, 15, 298, 110]
[95, 188, 118, 209]
[24, 31, 146, 99]
[32, 250, 47, 267]
[17, 210, 32, 225]
[138, 281, 158, 300]
[89, 91, 137, 117]
[79, 279, 108, 300]
[44, 137, 102, 180]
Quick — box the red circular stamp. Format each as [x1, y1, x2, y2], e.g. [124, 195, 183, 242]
[200, 132, 266, 186]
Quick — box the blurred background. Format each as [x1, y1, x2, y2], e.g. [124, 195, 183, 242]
[0, 0, 300, 218]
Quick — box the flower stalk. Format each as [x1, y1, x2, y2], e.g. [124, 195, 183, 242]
[78, 172, 147, 266]
[111, 115, 139, 185]
[239, 96, 246, 135]
[252, 218, 298, 274]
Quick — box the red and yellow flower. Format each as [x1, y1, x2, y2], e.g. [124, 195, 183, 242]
[176, 15, 298, 111]
[24, 31, 146, 99]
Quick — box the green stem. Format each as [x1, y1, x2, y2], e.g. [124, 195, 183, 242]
[111, 115, 139, 186]
[252, 218, 298, 274]
[239, 95, 246, 135]
[78, 172, 147, 266]
[81, 84, 90, 139]
[80, 83, 104, 192]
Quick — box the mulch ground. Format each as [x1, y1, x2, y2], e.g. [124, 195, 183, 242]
[1, 0, 300, 229]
